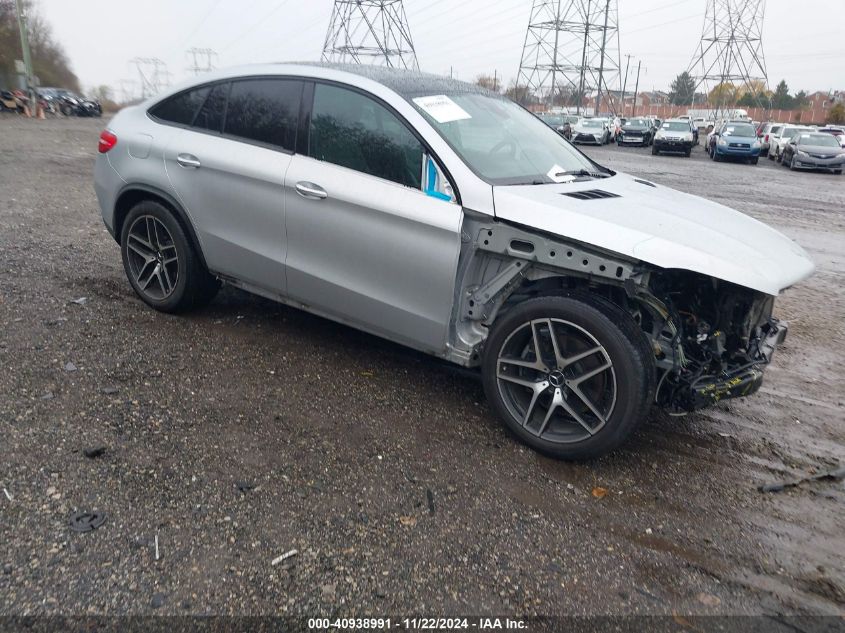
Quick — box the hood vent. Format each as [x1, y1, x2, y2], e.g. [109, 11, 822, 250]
[561, 189, 621, 201]
[634, 178, 657, 188]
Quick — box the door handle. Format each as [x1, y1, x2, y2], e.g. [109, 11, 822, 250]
[176, 153, 201, 168]
[295, 181, 328, 200]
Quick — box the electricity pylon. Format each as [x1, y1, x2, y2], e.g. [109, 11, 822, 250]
[322, 0, 419, 70]
[686, 0, 769, 116]
[517, 0, 622, 115]
[130, 58, 170, 98]
[186, 48, 219, 75]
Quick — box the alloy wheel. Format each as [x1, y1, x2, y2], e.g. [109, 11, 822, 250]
[125, 215, 179, 300]
[496, 319, 617, 444]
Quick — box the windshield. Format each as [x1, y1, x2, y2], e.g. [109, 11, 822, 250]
[626, 118, 650, 128]
[410, 93, 602, 185]
[662, 121, 690, 131]
[799, 134, 840, 147]
[580, 119, 604, 128]
[723, 124, 756, 137]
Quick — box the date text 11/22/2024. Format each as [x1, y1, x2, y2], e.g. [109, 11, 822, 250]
[307, 618, 528, 630]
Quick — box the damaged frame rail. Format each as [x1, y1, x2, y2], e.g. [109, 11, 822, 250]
[446, 217, 637, 366]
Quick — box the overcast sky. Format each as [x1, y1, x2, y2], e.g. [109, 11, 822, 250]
[38, 0, 845, 98]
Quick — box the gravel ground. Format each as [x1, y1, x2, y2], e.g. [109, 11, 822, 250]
[0, 115, 843, 621]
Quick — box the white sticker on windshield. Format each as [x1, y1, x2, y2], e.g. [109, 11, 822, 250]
[546, 165, 576, 183]
[413, 95, 472, 123]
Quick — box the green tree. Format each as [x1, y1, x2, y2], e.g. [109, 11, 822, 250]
[668, 71, 696, 105]
[0, 0, 78, 91]
[794, 90, 809, 108]
[826, 103, 845, 124]
[771, 80, 793, 109]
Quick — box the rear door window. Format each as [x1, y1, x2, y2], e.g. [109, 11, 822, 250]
[223, 79, 302, 151]
[193, 83, 229, 133]
[149, 86, 211, 125]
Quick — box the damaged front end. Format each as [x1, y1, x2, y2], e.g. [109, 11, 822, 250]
[450, 217, 789, 415]
[632, 270, 787, 413]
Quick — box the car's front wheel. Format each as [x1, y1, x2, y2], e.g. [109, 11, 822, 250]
[120, 200, 219, 313]
[482, 294, 655, 460]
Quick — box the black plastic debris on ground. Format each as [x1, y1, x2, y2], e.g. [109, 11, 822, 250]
[759, 465, 845, 493]
[69, 511, 107, 532]
[82, 446, 106, 459]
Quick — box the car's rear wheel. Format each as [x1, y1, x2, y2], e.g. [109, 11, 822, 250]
[482, 294, 654, 460]
[120, 200, 219, 313]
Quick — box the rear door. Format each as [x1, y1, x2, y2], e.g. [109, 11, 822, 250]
[284, 81, 463, 354]
[163, 78, 303, 294]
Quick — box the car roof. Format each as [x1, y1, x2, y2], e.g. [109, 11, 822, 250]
[148, 61, 497, 108]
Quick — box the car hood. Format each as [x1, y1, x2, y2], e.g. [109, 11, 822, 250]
[574, 126, 603, 134]
[798, 144, 844, 154]
[492, 173, 814, 296]
[721, 135, 757, 143]
[621, 126, 648, 132]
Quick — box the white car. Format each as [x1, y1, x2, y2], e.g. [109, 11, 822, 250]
[769, 125, 815, 161]
[94, 62, 814, 460]
[758, 122, 784, 157]
[572, 118, 610, 145]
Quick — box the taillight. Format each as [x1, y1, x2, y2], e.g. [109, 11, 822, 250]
[98, 130, 117, 153]
[764, 134, 769, 142]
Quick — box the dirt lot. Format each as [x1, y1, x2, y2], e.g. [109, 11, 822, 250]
[1, 116, 843, 623]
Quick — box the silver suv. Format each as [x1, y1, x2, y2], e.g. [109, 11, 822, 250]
[95, 63, 813, 460]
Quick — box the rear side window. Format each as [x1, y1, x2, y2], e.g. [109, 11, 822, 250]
[223, 79, 302, 151]
[149, 86, 210, 125]
[309, 83, 423, 189]
[194, 83, 229, 133]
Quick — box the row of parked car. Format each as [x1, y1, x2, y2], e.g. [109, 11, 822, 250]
[537, 112, 701, 156]
[537, 111, 845, 173]
[0, 87, 102, 117]
[705, 120, 844, 172]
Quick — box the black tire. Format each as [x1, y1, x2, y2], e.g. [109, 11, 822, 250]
[684, 149, 691, 157]
[482, 294, 655, 460]
[750, 156, 759, 165]
[834, 170, 842, 175]
[120, 200, 219, 313]
[651, 144, 658, 155]
[788, 154, 796, 170]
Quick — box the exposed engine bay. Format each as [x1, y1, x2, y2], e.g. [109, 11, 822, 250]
[630, 270, 787, 413]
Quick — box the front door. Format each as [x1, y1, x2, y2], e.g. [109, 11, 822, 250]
[285, 82, 463, 354]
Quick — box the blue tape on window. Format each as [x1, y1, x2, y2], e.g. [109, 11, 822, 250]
[424, 157, 450, 201]
[426, 190, 452, 201]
